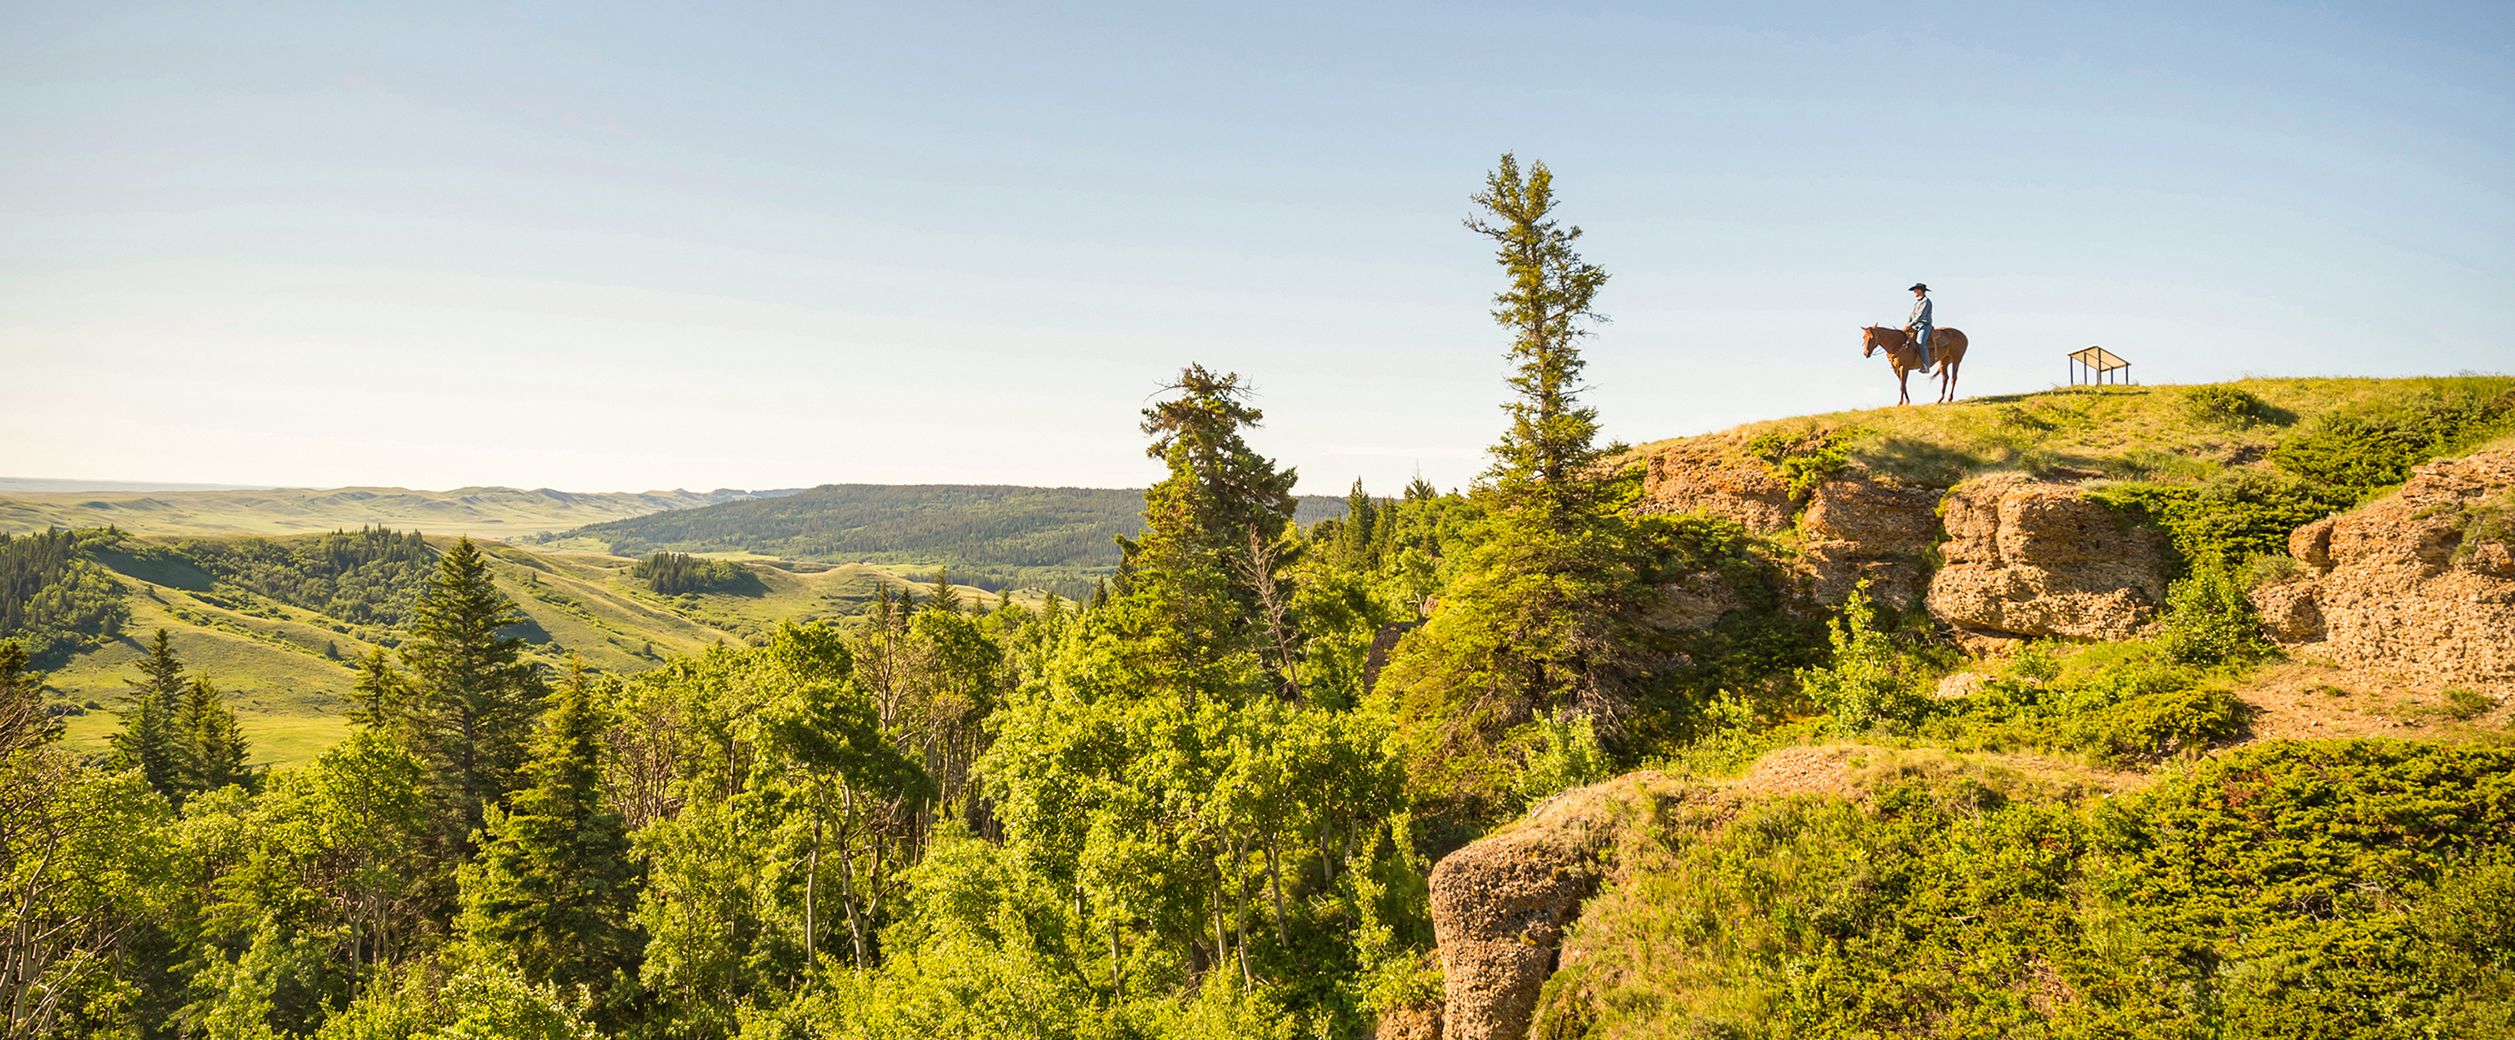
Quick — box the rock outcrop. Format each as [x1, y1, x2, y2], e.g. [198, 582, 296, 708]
[2250, 450, 2515, 690]
[1926, 476, 2172, 643]
[1798, 478, 1944, 610]
[1639, 442, 1795, 535]
[1429, 774, 1679, 1040]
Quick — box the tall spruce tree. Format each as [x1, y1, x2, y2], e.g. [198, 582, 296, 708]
[404, 537, 545, 844]
[112, 629, 187, 800]
[1467, 152, 1611, 521]
[459, 661, 640, 1013]
[1374, 155, 1676, 832]
[175, 675, 250, 795]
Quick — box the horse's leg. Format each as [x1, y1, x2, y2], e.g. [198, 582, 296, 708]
[1944, 360, 1960, 402]
[1897, 366, 1911, 405]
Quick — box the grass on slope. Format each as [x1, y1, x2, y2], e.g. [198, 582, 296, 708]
[44, 537, 1005, 766]
[1629, 376, 2515, 487]
[0, 485, 758, 539]
[1535, 740, 2515, 1039]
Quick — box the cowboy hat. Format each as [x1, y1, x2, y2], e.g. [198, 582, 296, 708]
[1908, 283, 1929, 292]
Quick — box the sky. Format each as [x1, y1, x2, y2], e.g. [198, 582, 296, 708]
[3, 1, 2510, 494]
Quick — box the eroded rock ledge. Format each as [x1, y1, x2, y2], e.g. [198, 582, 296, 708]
[1925, 475, 2172, 644]
[2251, 449, 2515, 691]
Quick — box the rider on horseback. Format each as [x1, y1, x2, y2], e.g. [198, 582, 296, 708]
[1906, 283, 1934, 370]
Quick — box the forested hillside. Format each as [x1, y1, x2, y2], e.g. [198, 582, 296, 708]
[4, 157, 2509, 1040]
[542, 484, 1349, 598]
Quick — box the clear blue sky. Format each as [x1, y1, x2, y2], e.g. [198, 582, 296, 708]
[4, 2, 2509, 493]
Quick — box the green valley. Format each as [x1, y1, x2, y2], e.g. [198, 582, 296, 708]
[536, 483, 1352, 598]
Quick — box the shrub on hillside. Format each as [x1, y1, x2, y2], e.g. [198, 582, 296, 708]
[1510, 710, 1612, 809]
[1930, 650, 2243, 765]
[1796, 585, 1937, 734]
[2065, 682, 2244, 763]
[2269, 380, 2515, 494]
[1744, 427, 1855, 499]
[2157, 555, 2269, 665]
[2180, 385, 2287, 428]
[2093, 470, 2345, 568]
[1534, 741, 2515, 1039]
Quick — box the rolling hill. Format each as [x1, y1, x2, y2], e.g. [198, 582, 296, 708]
[11, 529, 1004, 766]
[537, 484, 1352, 598]
[0, 485, 784, 539]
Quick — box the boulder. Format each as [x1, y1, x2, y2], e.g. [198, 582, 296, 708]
[1925, 476, 2171, 642]
[1798, 478, 1945, 610]
[2250, 450, 2515, 691]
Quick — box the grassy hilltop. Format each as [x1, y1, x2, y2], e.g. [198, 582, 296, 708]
[1630, 375, 2515, 485]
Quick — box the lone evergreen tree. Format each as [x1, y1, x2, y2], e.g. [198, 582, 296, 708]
[1467, 151, 1611, 521]
[404, 537, 546, 844]
[459, 661, 640, 1010]
[113, 629, 188, 800]
[1374, 155, 1676, 830]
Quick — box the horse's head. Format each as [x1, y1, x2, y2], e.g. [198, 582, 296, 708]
[1860, 325, 1880, 357]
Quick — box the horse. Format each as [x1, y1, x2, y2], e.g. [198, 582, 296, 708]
[1861, 324, 1968, 405]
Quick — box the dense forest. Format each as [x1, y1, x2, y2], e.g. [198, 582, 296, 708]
[0, 527, 130, 665]
[632, 552, 764, 596]
[547, 485, 1347, 599]
[4, 157, 2509, 1040]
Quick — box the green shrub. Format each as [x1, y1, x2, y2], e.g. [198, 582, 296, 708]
[2181, 385, 2285, 428]
[1932, 649, 2242, 765]
[1745, 427, 1855, 499]
[2459, 493, 2515, 564]
[2157, 555, 2269, 665]
[2440, 687, 2495, 721]
[1511, 710, 1612, 809]
[1795, 585, 1935, 733]
[2269, 381, 2515, 495]
[1538, 741, 2515, 1039]
[2093, 470, 2346, 568]
[2065, 682, 2244, 763]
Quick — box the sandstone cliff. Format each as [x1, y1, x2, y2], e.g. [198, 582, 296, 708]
[2251, 449, 2515, 692]
[1634, 437, 2173, 642]
[1925, 475, 2172, 644]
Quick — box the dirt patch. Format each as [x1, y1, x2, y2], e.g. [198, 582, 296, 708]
[2235, 659, 2510, 742]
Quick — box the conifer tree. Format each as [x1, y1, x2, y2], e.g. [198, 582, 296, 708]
[348, 647, 409, 734]
[404, 537, 545, 844]
[1467, 151, 1611, 522]
[176, 675, 251, 795]
[112, 629, 187, 800]
[1375, 155, 1676, 829]
[927, 567, 962, 614]
[0, 638, 61, 754]
[459, 661, 640, 1009]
